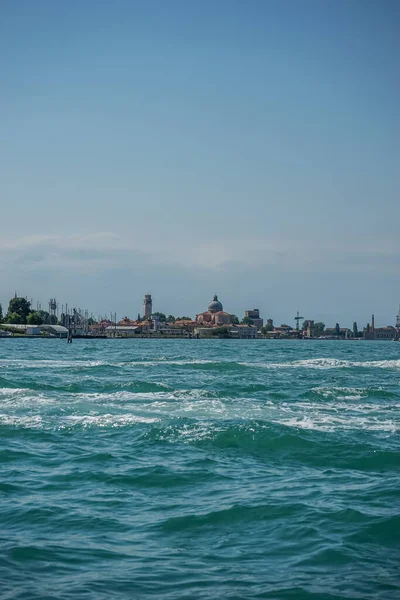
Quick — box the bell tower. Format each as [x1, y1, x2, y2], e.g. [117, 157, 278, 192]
[143, 294, 152, 318]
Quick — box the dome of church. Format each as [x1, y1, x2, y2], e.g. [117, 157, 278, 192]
[208, 295, 223, 313]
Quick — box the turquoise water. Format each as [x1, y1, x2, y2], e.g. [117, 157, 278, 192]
[0, 339, 399, 599]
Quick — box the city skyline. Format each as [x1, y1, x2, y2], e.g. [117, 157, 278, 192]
[1, 1, 399, 324]
[1, 290, 399, 331]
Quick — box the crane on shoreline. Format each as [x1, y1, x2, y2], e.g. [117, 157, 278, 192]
[294, 310, 304, 331]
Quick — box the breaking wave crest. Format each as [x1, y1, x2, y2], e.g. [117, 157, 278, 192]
[242, 358, 400, 369]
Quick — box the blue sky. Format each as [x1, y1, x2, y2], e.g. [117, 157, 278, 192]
[1, 0, 399, 326]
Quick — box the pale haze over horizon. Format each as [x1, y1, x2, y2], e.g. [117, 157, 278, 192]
[1, 0, 399, 327]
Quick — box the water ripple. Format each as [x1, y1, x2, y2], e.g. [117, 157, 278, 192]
[0, 339, 399, 599]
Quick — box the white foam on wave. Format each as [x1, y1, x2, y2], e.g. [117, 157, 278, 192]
[122, 359, 216, 367]
[59, 414, 160, 428]
[274, 415, 398, 433]
[0, 387, 32, 396]
[294, 401, 395, 413]
[361, 359, 400, 369]
[79, 393, 231, 420]
[0, 359, 107, 369]
[0, 358, 217, 370]
[0, 411, 159, 429]
[0, 414, 44, 428]
[75, 390, 172, 403]
[0, 388, 228, 420]
[310, 386, 367, 398]
[241, 358, 400, 370]
[74, 388, 219, 404]
[0, 387, 56, 408]
[1, 396, 398, 433]
[2, 356, 399, 374]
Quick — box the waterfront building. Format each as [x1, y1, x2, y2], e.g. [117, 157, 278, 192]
[364, 326, 398, 340]
[306, 320, 317, 338]
[173, 319, 198, 332]
[230, 324, 258, 338]
[156, 319, 197, 337]
[372, 327, 398, 340]
[152, 316, 160, 332]
[26, 326, 41, 336]
[194, 324, 258, 339]
[273, 325, 292, 335]
[137, 320, 153, 333]
[105, 325, 138, 338]
[244, 309, 264, 329]
[196, 295, 234, 325]
[157, 326, 189, 337]
[61, 308, 88, 336]
[321, 328, 352, 339]
[143, 294, 152, 318]
[89, 319, 113, 335]
[271, 326, 301, 338]
[118, 317, 137, 327]
[364, 314, 399, 340]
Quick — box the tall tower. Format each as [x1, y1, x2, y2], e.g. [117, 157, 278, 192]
[396, 305, 400, 329]
[143, 294, 152, 318]
[49, 298, 58, 324]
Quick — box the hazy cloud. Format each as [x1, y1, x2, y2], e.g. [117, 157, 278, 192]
[1, 232, 398, 274]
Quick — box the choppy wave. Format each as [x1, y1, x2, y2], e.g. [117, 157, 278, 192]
[242, 357, 400, 370]
[305, 386, 398, 400]
[1, 338, 399, 600]
[2, 356, 400, 375]
[274, 414, 398, 433]
[0, 357, 217, 369]
[0, 383, 398, 434]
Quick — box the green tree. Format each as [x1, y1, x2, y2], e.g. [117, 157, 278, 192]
[314, 322, 325, 333]
[261, 324, 273, 335]
[88, 317, 97, 326]
[152, 312, 167, 322]
[280, 324, 290, 328]
[302, 320, 309, 330]
[35, 310, 57, 325]
[212, 326, 230, 337]
[7, 297, 31, 323]
[176, 316, 191, 321]
[334, 323, 341, 336]
[242, 316, 254, 325]
[35, 310, 50, 324]
[353, 321, 358, 337]
[6, 311, 23, 324]
[231, 315, 239, 324]
[166, 315, 175, 323]
[27, 312, 44, 325]
[0, 303, 3, 324]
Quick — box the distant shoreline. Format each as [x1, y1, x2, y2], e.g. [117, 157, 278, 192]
[0, 336, 392, 342]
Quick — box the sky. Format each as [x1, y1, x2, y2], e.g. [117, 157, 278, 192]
[1, 0, 399, 326]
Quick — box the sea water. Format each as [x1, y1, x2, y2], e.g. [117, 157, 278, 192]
[0, 339, 399, 599]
